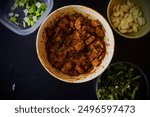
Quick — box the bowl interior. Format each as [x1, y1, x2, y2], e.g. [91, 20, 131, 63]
[107, 0, 150, 38]
[36, 5, 114, 83]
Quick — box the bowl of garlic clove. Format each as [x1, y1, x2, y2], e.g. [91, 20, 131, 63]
[107, 0, 150, 38]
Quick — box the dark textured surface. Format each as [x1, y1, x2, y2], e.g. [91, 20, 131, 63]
[0, 0, 149, 100]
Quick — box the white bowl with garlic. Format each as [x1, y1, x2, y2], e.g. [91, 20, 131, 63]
[107, 0, 150, 38]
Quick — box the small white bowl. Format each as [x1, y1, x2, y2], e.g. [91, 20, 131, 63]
[36, 5, 115, 83]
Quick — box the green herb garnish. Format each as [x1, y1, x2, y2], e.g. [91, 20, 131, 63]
[97, 62, 142, 100]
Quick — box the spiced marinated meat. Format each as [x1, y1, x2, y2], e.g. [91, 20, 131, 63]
[45, 13, 106, 76]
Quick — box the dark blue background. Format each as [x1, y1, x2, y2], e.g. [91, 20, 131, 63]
[0, 0, 149, 99]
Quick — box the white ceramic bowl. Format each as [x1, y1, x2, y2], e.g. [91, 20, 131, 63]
[36, 5, 115, 83]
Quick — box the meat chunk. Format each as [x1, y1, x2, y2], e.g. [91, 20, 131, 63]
[77, 56, 86, 65]
[85, 36, 95, 45]
[94, 39, 105, 49]
[88, 49, 99, 62]
[54, 26, 61, 35]
[45, 27, 52, 37]
[75, 16, 83, 30]
[49, 43, 61, 53]
[74, 41, 84, 52]
[58, 17, 69, 29]
[76, 65, 84, 74]
[45, 13, 106, 76]
[99, 51, 106, 60]
[82, 61, 93, 71]
[64, 35, 73, 47]
[91, 19, 101, 27]
[74, 30, 81, 40]
[82, 25, 95, 33]
[92, 59, 100, 66]
[96, 27, 104, 37]
[55, 32, 63, 42]
[61, 62, 72, 74]
[70, 20, 74, 28]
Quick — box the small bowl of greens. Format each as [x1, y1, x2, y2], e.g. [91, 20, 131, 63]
[96, 62, 149, 100]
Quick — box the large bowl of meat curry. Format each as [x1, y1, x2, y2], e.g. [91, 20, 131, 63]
[36, 5, 114, 83]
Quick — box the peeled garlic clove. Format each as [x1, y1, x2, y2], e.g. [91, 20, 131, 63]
[111, 16, 116, 23]
[127, 0, 134, 8]
[133, 16, 138, 24]
[132, 8, 140, 17]
[120, 29, 128, 33]
[116, 18, 120, 24]
[132, 25, 138, 32]
[113, 11, 120, 17]
[138, 11, 142, 17]
[116, 4, 121, 11]
[124, 13, 129, 19]
[113, 5, 117, 12]
[129, 7, 137, 14]
[113, 22, 119, 28]
[126, 15, 134, 23]
[137, 17, 146, 26]
[128, 22, 134, 28]
[117, 24, 121, 31]
[126, 18, 133, 23]
[128, 28, 133, 33]
[120, 19, 129, 29]
[123, 4, 130, 11]
[119, 11, 124, 17]
[121, 5, 128, 13]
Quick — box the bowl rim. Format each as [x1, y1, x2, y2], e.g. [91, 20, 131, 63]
[36, 5, 115, 83]
[96, 61, 150, 99]
[107, 0, 150, 39]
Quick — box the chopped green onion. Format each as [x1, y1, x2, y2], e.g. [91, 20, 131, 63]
[8, 12, 14, 17]
[24, 17, 31, 26]
[30, 20, 34, 26]
[36, 2, 41, 8]
[10, 17, 17, 23]
[19, 2, 24, 7]
[11, 3, 18, 10]
[23, 21, 26, 27]
[28, 4, 36, 13]
[23, 9, 28, 16]
[35, 11, 40, 16]
[40, 3, 46, 10]
[40, 10, 45, 15]
[33, 16, 37, 22]
[15, 13, 19, 17]
[9, 0, 47, 28]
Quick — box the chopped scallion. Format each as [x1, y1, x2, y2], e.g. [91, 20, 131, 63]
[33, 16, 37, 22]
[8, 12, 14, 17]
[23, 21, 26, 27]
[15, 13, 19, 17]
[10, 17, 17, 23]
[36, 2, 41, 8]
[9, 0, 47, 28]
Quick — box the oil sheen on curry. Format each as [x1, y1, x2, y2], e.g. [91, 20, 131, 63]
[45, 13, 106, 76]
